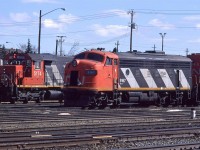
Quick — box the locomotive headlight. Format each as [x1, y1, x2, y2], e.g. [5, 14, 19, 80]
[85, 70, 97, 76]
[72, 60, 78, 67]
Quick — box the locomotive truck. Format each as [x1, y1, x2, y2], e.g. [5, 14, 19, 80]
[62, 49, 198, 108]
[0, 51, 73, 103]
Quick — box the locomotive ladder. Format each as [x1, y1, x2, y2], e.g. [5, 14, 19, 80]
[176, 90, 183, 105]
[175, 70, 184, 105]
[196, 85, 200, 103]
[188, 89, 191, 100]
[113, 90, 120, 106]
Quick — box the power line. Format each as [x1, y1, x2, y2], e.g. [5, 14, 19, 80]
[0, 10, 126, 27]
[135, 9, 200, 15]
[0, 26, 129, 37]
[3, 9, 200, 27]
[79, 33, 129, 46]
[1, 22, 200, 38]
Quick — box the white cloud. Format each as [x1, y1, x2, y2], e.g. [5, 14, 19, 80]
[183, 16, 200, 30]
[59, 14, 79, 24]
[105, 9, 129, 18]
[10, 12, 31, 22]
[21, 0, 58, 3]
[196, 23, 200, 28]
[42, 14, 79, 29]
[188, 38, 200, 43]
[92, 24, 128, 37]
[183, 15, 200, 21]
[149, 19, 174, 30]
[43, 19, 62, 29]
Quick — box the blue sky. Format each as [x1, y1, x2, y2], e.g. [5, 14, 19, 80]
[1, 0, 200, 56]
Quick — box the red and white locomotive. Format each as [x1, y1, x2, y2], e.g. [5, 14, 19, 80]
[0, 51, 72, 103]
[62, 48, 200, 108]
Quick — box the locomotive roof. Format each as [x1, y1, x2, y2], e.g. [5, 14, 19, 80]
[86, 49, 118, 58]
[116, 51, 191, 62]
[28, 53, 73, 62]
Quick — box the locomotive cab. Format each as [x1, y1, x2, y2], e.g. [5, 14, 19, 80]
[64, 49, 119, 90]
[63, 49, 120, 107]
[3, 52, 45, 86]
[0, 51, 72, 104]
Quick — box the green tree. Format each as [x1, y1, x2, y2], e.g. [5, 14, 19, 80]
[2, 44, 6, 58]
[25, 39, 33, 53]
[112, 47, 117, 53]
[0, 44, 6, 59]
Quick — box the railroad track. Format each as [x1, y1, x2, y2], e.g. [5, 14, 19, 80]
[0, 102, 200, 149]
[0, 125, 200, 149]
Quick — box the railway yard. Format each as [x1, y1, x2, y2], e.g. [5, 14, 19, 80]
[0, 102, 200, 150]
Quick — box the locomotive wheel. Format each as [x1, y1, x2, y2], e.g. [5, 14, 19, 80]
[88, 95, 108, 109]
[36, 97, 41, 103]
[154, 95, 161, 107]
[110, 99, 120, 108]
[89, 103, 97, 109]
[23, 98, 28, 104]
[88, 97, 98, 109]
[122, 92, 129, 102]
[98, 100, 108, 109]
[10, 98, 15, 104]
[161, 96, 170, 107]
[98, 94, 108, 109]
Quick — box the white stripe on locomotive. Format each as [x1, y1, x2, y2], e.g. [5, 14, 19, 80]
[157, 69, 174, 88]
[140, 69, 157, 88]
[51, 64, 63, 85]
[121, 68, 139, 88]
[45, 70, 54, 85]
[174, 69, 190, 88]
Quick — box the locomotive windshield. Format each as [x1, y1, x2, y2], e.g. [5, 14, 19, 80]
[75, 53, 85, 59]
[87, 53, 104, 62]
[74, 52, 104, 62]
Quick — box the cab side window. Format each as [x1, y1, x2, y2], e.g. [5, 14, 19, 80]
[34, 61, 41, 69]
[105, 57, 112, 65]
[27, 60, 31, 67]
[114, 59, 118, 65]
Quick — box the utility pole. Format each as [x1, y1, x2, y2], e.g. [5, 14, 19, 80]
[152, 44, 156, 51]
[128, 10, 135, 53]
[38, 10, 42, 54]
[57, 36, 66, 56]
[55, 39, 58, 55]
[115, 41, 120, 52]
[186, 48, 189, 56]
[159, 33, 166, 51]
